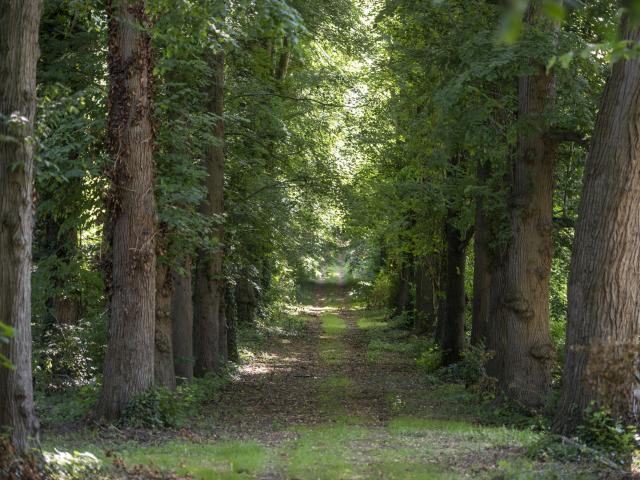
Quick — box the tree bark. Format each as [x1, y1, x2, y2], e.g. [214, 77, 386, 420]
[490, 1, 556, 407]
[441, 210, 470, 365]
[0, 0, 42, 453]
[193, 50, 225, 375]
[155, 256, 175, 389]
[554, 18, 640, 432]
[225, 282, 239, 362]
[97, 0, 157, 420]
[171, 258, 194, 380]
[414, 259, 436, 334]
[236, 270, 257, 325]
[218, 283, 228, 363]
[471, 159, 491, 346]
[434, 251, 448, 345]
[392, 257, 413, 319]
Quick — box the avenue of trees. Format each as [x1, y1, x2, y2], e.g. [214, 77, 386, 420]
[1, 0, 639, 465]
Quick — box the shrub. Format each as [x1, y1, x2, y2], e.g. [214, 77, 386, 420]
[576, 403, 639, 464]
[436, 344, 496, 397]
[416, 344, 442, 373]
[119, 387, 180, 429]
[119, 370, 232, 429]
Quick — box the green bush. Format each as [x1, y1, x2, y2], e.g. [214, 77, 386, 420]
[436, 344, 496, 396]
[416, 344, 442, 373]
[119, 370, 232, 429]
[120, 387, 180, 429]
[576, 403, 639, 464]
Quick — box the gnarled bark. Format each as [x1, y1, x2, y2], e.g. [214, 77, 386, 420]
[0, 0, 42, 452]
[97, 0, 157, 420]
[490, 1, 556, 407]
[554, 18, 640, 432]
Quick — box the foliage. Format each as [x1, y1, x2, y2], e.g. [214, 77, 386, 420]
[415, 343, 442, 374]
[575, 403, 639, 464]
[0, 438, 48, 480]
[436, 344, 496, 396]
[120, 372, 232, 429]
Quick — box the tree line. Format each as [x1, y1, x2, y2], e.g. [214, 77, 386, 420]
[1, 0, 357, 453]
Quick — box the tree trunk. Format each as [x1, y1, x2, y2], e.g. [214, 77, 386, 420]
[554, 18, 640, 432]
[218, 283, 228, 363]
[193, 50, 225, 375]
[97, 0, 157, 420]
[236, 271, 257, 325]
[441, 210, 470, 365]
[414, 259, 436, 334]
[172, 258, 194, 380]
[225, 282, 239, 362]
[0, 0, 42, 453]
[471, 159, 491, 346]
[155, 257, 175, 389]
[434, 251, 447, 344]
[275, 36, 291, 81]
[392, 257, 413, 319]
[490, 1, 556, 407]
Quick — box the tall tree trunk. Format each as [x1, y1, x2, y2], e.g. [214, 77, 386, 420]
[218, 283, 228, 363]
[471, 159, 491, 346]
[392, 257, 413, 319]
[441, 210, 470, 365]
[97, 0, 157, 420]
[414, 259, 436, 334]
[171, 258, 194, 380]
[490, 1, 556, 407]
[193, 50, 225, 375]
[0, 0, 42, 452]
[554, 18, 640, 432]
[434, 251, 447, 344]
[155, 255, 175, 389]
[225, 282, 239, 362]
[236, 270, 257, 325]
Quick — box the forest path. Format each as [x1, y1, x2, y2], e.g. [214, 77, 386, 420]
[46, 280, 604, 479]
[198, 281, 526, 479]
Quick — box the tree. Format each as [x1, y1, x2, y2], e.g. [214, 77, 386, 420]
[97, 0, 157, 420]
[0, 0, 43, 452]
[489, 0, 556, 406]
[554, 15, 640, 431]
[194, 49, 226, 375]
[172, 258, 194, 380]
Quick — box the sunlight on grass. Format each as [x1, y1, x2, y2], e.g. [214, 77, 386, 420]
[118, 440, 268, 480]
[357, 311, 387, 330]
[321, 313, 346, 335]
[371, 461, 460, 480]
[283, 424, 369, 480]
[389, 416, 539, 447]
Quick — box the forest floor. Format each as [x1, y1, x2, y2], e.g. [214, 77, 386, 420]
[42, 279, 623, 479]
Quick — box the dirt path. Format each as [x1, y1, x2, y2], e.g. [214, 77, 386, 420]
[47, 280, 607, 479]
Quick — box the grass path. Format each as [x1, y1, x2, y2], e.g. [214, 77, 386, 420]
[44, 281, 608, 479]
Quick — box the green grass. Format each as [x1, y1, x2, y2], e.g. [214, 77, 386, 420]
[117, 440, 268, 480]
[319, 312, 347, 364]
[283, 424, 369, 479]
[321, 313, 346, 335]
